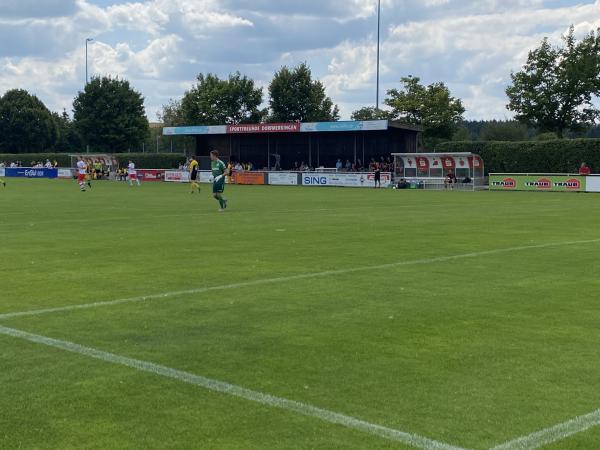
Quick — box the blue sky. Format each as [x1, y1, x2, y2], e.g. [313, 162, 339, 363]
[0, 0, 598, 122]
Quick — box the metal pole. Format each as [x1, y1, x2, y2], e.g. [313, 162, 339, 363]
[308, 135, 312, 169]
[85, 38, 93, 85]
[376, 0, 381, 110]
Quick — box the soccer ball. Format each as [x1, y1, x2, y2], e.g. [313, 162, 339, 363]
[208, 176, 214, 183]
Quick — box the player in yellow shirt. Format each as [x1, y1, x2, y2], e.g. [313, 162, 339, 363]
[189, 156, 200, 193]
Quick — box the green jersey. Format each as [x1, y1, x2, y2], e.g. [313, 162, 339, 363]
[211, 159, 226, 177]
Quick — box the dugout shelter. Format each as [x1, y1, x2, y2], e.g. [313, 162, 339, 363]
[393, 152, 485, 190]
[163, 120, 422, 170]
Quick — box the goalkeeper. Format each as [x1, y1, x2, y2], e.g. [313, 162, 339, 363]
[210, 150, 229, 212]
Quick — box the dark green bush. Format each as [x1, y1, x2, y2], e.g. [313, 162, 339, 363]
[113, 153, 186, 169]
[436, 139, 600, 173]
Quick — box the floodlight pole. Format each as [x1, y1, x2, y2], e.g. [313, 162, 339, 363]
[376, 0, 381, 110]
[85, 38, 94, 85]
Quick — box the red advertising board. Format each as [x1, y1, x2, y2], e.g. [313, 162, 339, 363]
[232, 172, 266, 185]
[226, 123, 301, 134]
[137, 169, 165, 182]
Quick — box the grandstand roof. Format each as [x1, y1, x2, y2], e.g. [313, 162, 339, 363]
[163, 120, 422, 136]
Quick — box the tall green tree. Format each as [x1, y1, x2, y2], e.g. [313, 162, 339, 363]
[173, 72, 265, 125]
[480, 120, 529, 141]
[350, 106, 391, 121]
[385, 76, 465, 145]
[73, 76, 149, 152]
[158, 99, 185, 126]
[506, 26, 600, 138]
[268, 63, 339, 122]
[0, 89, 58, 153]
[51, 110, 82, 152]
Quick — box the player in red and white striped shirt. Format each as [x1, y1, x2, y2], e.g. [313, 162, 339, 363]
[127, 160, 141, 187]
[76, 157, 88, 191]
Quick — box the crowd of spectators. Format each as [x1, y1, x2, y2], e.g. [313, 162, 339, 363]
[333, 157, 394, 173]
[176, 155, 396, 173]
[0, 159, 58, 168]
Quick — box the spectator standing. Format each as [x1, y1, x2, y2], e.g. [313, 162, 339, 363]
[374, 163, 381, 189]
[336, 159, 343, 171]
[579, 162, 591, 176]
[271, 152, 281, 171]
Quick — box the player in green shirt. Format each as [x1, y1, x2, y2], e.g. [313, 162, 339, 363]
[210, 150, 229, 212]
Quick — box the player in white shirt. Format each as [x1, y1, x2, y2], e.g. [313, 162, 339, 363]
[76, 157, 88, 191]
[127, 160, 140, 186]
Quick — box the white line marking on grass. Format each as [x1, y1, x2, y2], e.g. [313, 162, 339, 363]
[0, 238, 598, 321]
[490, 408, 600, 450]
[0, 325, 467, 450]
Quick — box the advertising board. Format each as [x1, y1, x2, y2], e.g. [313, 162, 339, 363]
[58, 168, 73, 179]
[164, 171, 190, 182]
[5, 168, 58, 179]
[585, 176, 600, 193]
[489, 175, 586, 192]
[268, 173, 299, 186]
[232, 172, 266, 185]
[137, 169, 165, 182]
[301, 172, 392, 188]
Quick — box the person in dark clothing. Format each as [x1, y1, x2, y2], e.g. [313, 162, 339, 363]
[374, 163, 382, 188]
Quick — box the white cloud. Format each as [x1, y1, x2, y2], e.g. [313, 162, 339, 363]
[0, 0, 599, 121]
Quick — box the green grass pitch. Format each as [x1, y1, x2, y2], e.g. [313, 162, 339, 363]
[1, 178, 599, 450]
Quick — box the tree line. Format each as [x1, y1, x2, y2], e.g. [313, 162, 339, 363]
[0, 25, 598, 153]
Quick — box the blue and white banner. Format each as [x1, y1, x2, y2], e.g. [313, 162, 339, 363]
[163, 120, 388, 136]
[5, 167, 58, 179]
[163, 125, 227, 135]
[300, 120, 388, 133]
[302, 172, 392, 188]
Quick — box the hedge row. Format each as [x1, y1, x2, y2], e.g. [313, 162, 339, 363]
[112, 153, 187, 169]
[0, 153, 186, 169]
[436, 139, 600, 174]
